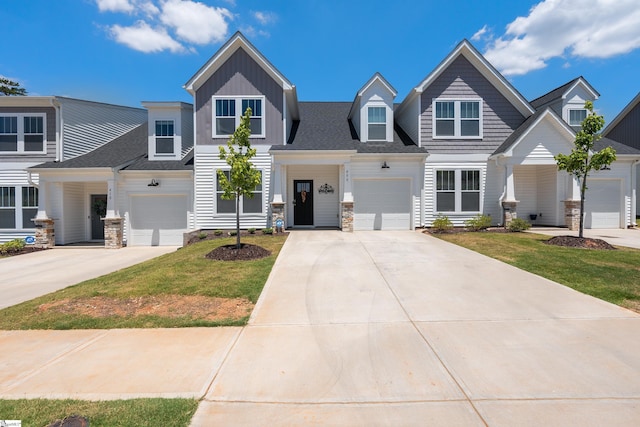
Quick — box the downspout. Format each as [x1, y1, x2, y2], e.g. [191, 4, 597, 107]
[50, 98, 62, 162]
[27, 171, 38, 188]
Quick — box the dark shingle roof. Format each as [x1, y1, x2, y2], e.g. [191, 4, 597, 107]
[31, 123, 193, 171]
[271, 102, 427, 154]
[530, 78, 581, 109]
[595, 136, 640, 155]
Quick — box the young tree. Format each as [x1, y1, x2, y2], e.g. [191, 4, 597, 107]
[218, 107, 262, 249]
[555, 101, 616, 238]
[0, 77, 27, 96]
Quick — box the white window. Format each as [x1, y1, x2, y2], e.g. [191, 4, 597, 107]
[22, 187, 38, 229]
[216, 170, 263, 214]
[0, 114, 46, 153]
[569, 109, 587, 126]
[0, 186, 39, 229]
[436, 170, 481, 213]
[433, 100, 482, 138]
[213, 97, 264, 137]
[155, 120, 175, 154]
[0, 187, 15, 228]
[367, 106, 386, 140]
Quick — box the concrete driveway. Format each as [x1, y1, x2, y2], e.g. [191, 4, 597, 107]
[528, 227, 640, 249]
[0, 246, 178, 309]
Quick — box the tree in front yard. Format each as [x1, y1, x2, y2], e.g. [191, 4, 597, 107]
[555, 101, 616, 238]
[217, 107, 262, 249]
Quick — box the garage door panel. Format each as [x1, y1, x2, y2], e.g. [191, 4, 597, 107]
[353, 180, 411, 231]
[130, 195, 188, 246]
[584, 180, 621, 229]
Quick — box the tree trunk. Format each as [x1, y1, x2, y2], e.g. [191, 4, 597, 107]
[579, 175, 588, 239]
[236, 191, 241, 249]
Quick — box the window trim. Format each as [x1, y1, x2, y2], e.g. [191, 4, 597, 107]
[154, 119, 176, 156]
[215, 169, 264, 215]
[434, 169, 482, 214]
[0, 186, 38, 230]
[367, 105, 387, 141]
[432, 99, 483, 139]
[0, 113, 47, 154]
[212, 96, 266, 138]
[568, 108, 587, 126]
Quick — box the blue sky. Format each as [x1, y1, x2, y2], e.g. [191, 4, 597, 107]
[2, 0, 639, 123]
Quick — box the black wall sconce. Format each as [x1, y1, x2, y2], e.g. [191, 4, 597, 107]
[381, 161, 390, 169]
[318, 183, 334, 194]
[148, 179, 160, 187]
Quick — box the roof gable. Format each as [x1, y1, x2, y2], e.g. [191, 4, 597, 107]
[348, 72, 397, 120]
[603, 91, 640, 138]
[398, 40, 534, 117]
[530, 76, 599, 110]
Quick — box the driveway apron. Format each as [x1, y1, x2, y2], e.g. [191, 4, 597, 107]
[192, 230, 640, 426]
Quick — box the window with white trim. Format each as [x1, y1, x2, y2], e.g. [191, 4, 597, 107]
[0, 187, 16, 228]
[436, 170, 481, 213]
[568, 109, 587, 126]
[22, 186, 38, 229]
[367, 106, 386, 140]
[155, 120, 175, 154]
[215, 170, 263, 214]
[0, 114, 45, 153]
[213, 97, 264, 137]
[433, 100, 481, 138]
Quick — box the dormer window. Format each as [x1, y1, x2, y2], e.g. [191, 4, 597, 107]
[433, 99, 482, 138]
[214, 96, 264, 137]
[569, 109, 587, 126]
[368, 107, 386, 140]
[155, 120, 175, 154]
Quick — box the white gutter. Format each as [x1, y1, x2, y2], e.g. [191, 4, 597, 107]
[27, 171, 38, 188]
[50, 97, 62, 161]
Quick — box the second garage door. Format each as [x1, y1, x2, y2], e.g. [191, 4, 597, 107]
[353, 179, 411, 230]
[584, 179, 621, 229]
[129, 195, 188, 246]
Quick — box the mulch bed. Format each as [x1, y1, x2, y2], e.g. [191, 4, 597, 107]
[0, 247, 48, 257]
[206, 243, 272, 261]
[544, 236, 617, 250]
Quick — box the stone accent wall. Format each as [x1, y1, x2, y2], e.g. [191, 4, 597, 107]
[33, 218, 55, 248]
[564, 200, 581, 231]
[501, 201, 518, 228]
[104, 218, 123, 249]
[271, 202, 285, 233]
[341, 201, 354, 232]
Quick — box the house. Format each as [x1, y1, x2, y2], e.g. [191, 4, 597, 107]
[602, 92, 640, 216]
[4, 32, 638, 248]
[0, 97, 147, 244]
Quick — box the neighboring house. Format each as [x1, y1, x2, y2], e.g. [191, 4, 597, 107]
[0, 97, 147, 243]
[602, 92, 640, 215]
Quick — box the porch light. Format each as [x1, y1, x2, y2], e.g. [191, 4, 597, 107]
[381, 161, 390, 169]
[148, 179, 160, 187]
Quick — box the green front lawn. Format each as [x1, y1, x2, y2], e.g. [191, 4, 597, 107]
[0, 398, 198, 427]
[0, 235, 287, 329]
[434, 232, 640, 312]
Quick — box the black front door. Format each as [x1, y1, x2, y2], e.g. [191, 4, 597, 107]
[91, 194, 107, 240]
[293, 180, 313, 226]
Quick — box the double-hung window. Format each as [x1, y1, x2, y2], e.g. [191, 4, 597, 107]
[0, 114, 45, 153]
[0, 187, 16, 228]
[216, 170, 263, 214]
[568, 109, 587, 126]
[155, 120, 175, 154]
[367, 106, 386, 140]
[214, 97, 264, 137]
[436, 170, 481, 213]
[433, 100, 482, 138]
[22, 187, 38, 228]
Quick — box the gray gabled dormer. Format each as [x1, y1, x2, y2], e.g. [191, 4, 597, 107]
[530, 77, 599, 130]
[142, 101, 193, 161]
[348, 73, 397, 142]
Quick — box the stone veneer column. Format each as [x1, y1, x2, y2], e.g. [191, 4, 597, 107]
[501, 201, 518, 228]
[271, 202, 285, 233]
[33, 218, 55, 248]
[564, 200, 581, 231]
[104, 218, 123, 249]
[341, 201, 354, 232]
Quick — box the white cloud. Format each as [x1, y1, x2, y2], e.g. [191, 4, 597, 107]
[254, 11, 277, 25]
[160, 0, 233, 45]
[471, 25, 488, 42]
[483, 0, 640, 76]
[110, 20, 184, 53]
[139, 1, 160, 17]
[95, 0, 135, 13]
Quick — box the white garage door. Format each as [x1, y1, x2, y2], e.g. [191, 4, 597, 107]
[584, 180, 621, 229]
[353, 180, 411, 230]
[130, 195, 188, 246]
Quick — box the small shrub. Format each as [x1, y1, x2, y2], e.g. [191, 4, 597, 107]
[214, 230, 223, 236]
[508, 218, 531, 232]
[198, 232, 208, 240]
[0, 238, 26, 255]
[431, 215, 453, 233]
[465, 214, 492, 231]
[248, 228, 256, 234]
[229, 230, 238, 236]
[262, 227, 273, 235]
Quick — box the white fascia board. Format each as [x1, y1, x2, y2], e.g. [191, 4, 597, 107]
[142, 101, 193, 111]
[358, 73, 398, 97]
[119, 169, 193, 177]
[603, 91, 640, 136]
[33, 168, 114, 180]
[184, 32, 293, 94]
[354, 152, 428, 159]
[426, 153, 490, 162]
[563, 78, 600, 100]
[0, 96, 56, 107]
[502, 110, 575, 158]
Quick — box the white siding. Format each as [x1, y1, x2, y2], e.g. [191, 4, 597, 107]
[483, 162, 503, 224]
[61, 183, 86, 244]
[195, 146, 271, 230]
[511, 119, 572, 162]
[514, 165, 537, 221]
[0, 169, 39, 243]
[286, 165, 339, 227]
[537, 165, 558, 225]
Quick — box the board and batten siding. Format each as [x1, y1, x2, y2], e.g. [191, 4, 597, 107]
[420, 56, 525, 154]
[194, 146, 271, 230]
[286, 165, 340, 227]
[58, 98, 147, 160]
[194, 48, 284, 147]
[0, 106, 57, 163]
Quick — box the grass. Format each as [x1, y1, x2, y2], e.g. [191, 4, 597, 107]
[0, 235, 287, 329]
[434, 231, 640, 312]
[0, 398, 198, 427]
